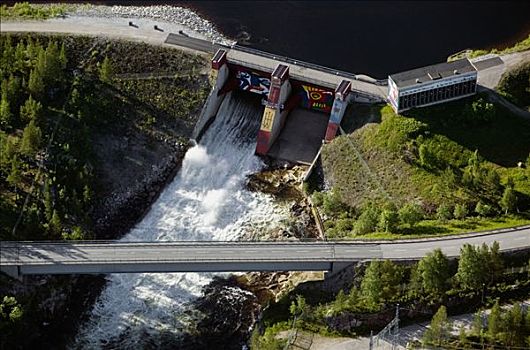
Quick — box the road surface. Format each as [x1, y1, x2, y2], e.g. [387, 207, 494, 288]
[1, 226, 529, 279]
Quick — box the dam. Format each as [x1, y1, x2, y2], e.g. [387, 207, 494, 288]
[191, 43, 387, 164]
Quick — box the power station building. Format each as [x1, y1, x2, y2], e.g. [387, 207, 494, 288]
[387, 58, 477, 113]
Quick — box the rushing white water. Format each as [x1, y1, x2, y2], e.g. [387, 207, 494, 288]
[74, 92, 288, 348]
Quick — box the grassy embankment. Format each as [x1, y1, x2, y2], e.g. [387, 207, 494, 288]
[0, 2, 71, 20]
[0, 33, 209, 349]
[448, 33, 530, 61]
[315, 94, 530, 240]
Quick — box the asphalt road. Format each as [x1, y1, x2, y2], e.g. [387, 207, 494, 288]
[1, 226, 529, 278]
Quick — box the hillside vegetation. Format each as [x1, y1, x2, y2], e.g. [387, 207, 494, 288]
[252, 244, 530, 349]
[0, 33, 209, 349]
[448, 34, 530, 61]
[317, 94, 530, 239]
[0, 33, 208, 241]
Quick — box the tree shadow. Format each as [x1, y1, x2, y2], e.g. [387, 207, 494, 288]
[340, 103, 384, 134]
[403, 93, 530, 167]
[397, 224, 452, 236]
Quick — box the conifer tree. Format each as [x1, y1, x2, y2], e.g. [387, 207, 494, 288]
[20, 120, 42, 156]
[423, 306, 451, 347]
[99, 56, 113, 83]
[19, 95, 42, 123]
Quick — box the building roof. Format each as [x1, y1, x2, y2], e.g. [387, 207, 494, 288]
[389, 58, 476, 89]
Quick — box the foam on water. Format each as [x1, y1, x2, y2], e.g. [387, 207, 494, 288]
[73, 92, 287, 348]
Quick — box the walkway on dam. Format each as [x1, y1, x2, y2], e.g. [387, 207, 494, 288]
[1, 226, 529, 279]
[4, 17, 529, 102]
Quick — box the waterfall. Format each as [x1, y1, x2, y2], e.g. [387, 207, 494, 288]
[74, 92, 288, 348]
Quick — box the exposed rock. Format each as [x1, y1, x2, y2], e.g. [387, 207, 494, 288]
[71, 4, 229, 44]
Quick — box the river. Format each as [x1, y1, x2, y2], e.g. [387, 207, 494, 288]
[72, 92, 289, 348]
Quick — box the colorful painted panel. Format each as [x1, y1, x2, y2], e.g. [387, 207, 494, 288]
[236, 70, 270, 95]
[299, 85, 334, 113]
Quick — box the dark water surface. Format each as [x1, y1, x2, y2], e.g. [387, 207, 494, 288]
[182, 1, 530, 78]
[14, 1, 530, 77]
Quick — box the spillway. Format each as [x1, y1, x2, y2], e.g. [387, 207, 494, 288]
[73, 92, 289, 348]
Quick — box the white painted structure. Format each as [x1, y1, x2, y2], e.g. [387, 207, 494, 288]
[388, 58, 478, 113]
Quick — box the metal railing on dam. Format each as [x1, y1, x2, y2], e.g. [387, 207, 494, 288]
[1, 225, 529, 279]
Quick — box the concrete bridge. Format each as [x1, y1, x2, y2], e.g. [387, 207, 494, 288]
[2, 226, 529, 280]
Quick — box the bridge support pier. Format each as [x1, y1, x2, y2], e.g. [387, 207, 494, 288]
[1, 265, 22, 281]
[256, 64, 291, 155]
[325, 80, 351, 142]
[325, 261, 353, 279]
[192, 49, 230, 141]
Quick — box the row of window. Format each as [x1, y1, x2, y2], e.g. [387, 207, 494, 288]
[398, 79, 476, 110]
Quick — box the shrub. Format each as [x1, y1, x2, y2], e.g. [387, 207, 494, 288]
[453, 204, 468, 220]
[353, 204, 380, 235]
[436, 203, 453, 222]
[475, 201, 493, 217]
[398, 203, 424, 227]
[377, 208, 399, 232]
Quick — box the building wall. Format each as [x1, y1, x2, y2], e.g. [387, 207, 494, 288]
[389, 73, 477, 113]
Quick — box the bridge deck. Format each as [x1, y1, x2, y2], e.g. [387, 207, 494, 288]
[1, 226, 529, 278]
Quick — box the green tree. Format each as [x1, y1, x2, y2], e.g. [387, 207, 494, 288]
[361, 260, 403, 309]
[475, 201, 493, 217]
[502, 303, 525, 347]
[487, 241, 503, 284]
[423, 305, 451, 347]
[417, 248, 451, 298]
[99, 56, 113, 83]
[456, 244, 485, 290]
[453, 203, 468, 220]
[62, 226, 85, 240]
[43, 179, 53, 221]
[500, 187, 517, 214]
[436, 203, 453, 222]
[398, 203, 423, 227]
[0, 92, 12, 127]
[59, 42, 67, 69]
[361, 260, 384, 310]
[6, 155, 22, 188]
[487, 299, 501, 342]
[472, 311, 484, 337]
[28, 67, 45, 99]
[289, 295, 307, 318]
[0, 296, 23, 323]
[48, 209, 62, 238]
[0, 134, 19, 172]
[20, 120, 42, 156]
[19, 95, 42, 123]
[458, 326, 470, 348]
[353, 204, 380, 235]
[377, 208, 399, 232]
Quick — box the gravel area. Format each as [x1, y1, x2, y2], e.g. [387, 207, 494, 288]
[70, 4, 230, 44]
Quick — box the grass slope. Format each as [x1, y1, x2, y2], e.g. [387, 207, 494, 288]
[320, 94, 530, 239]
